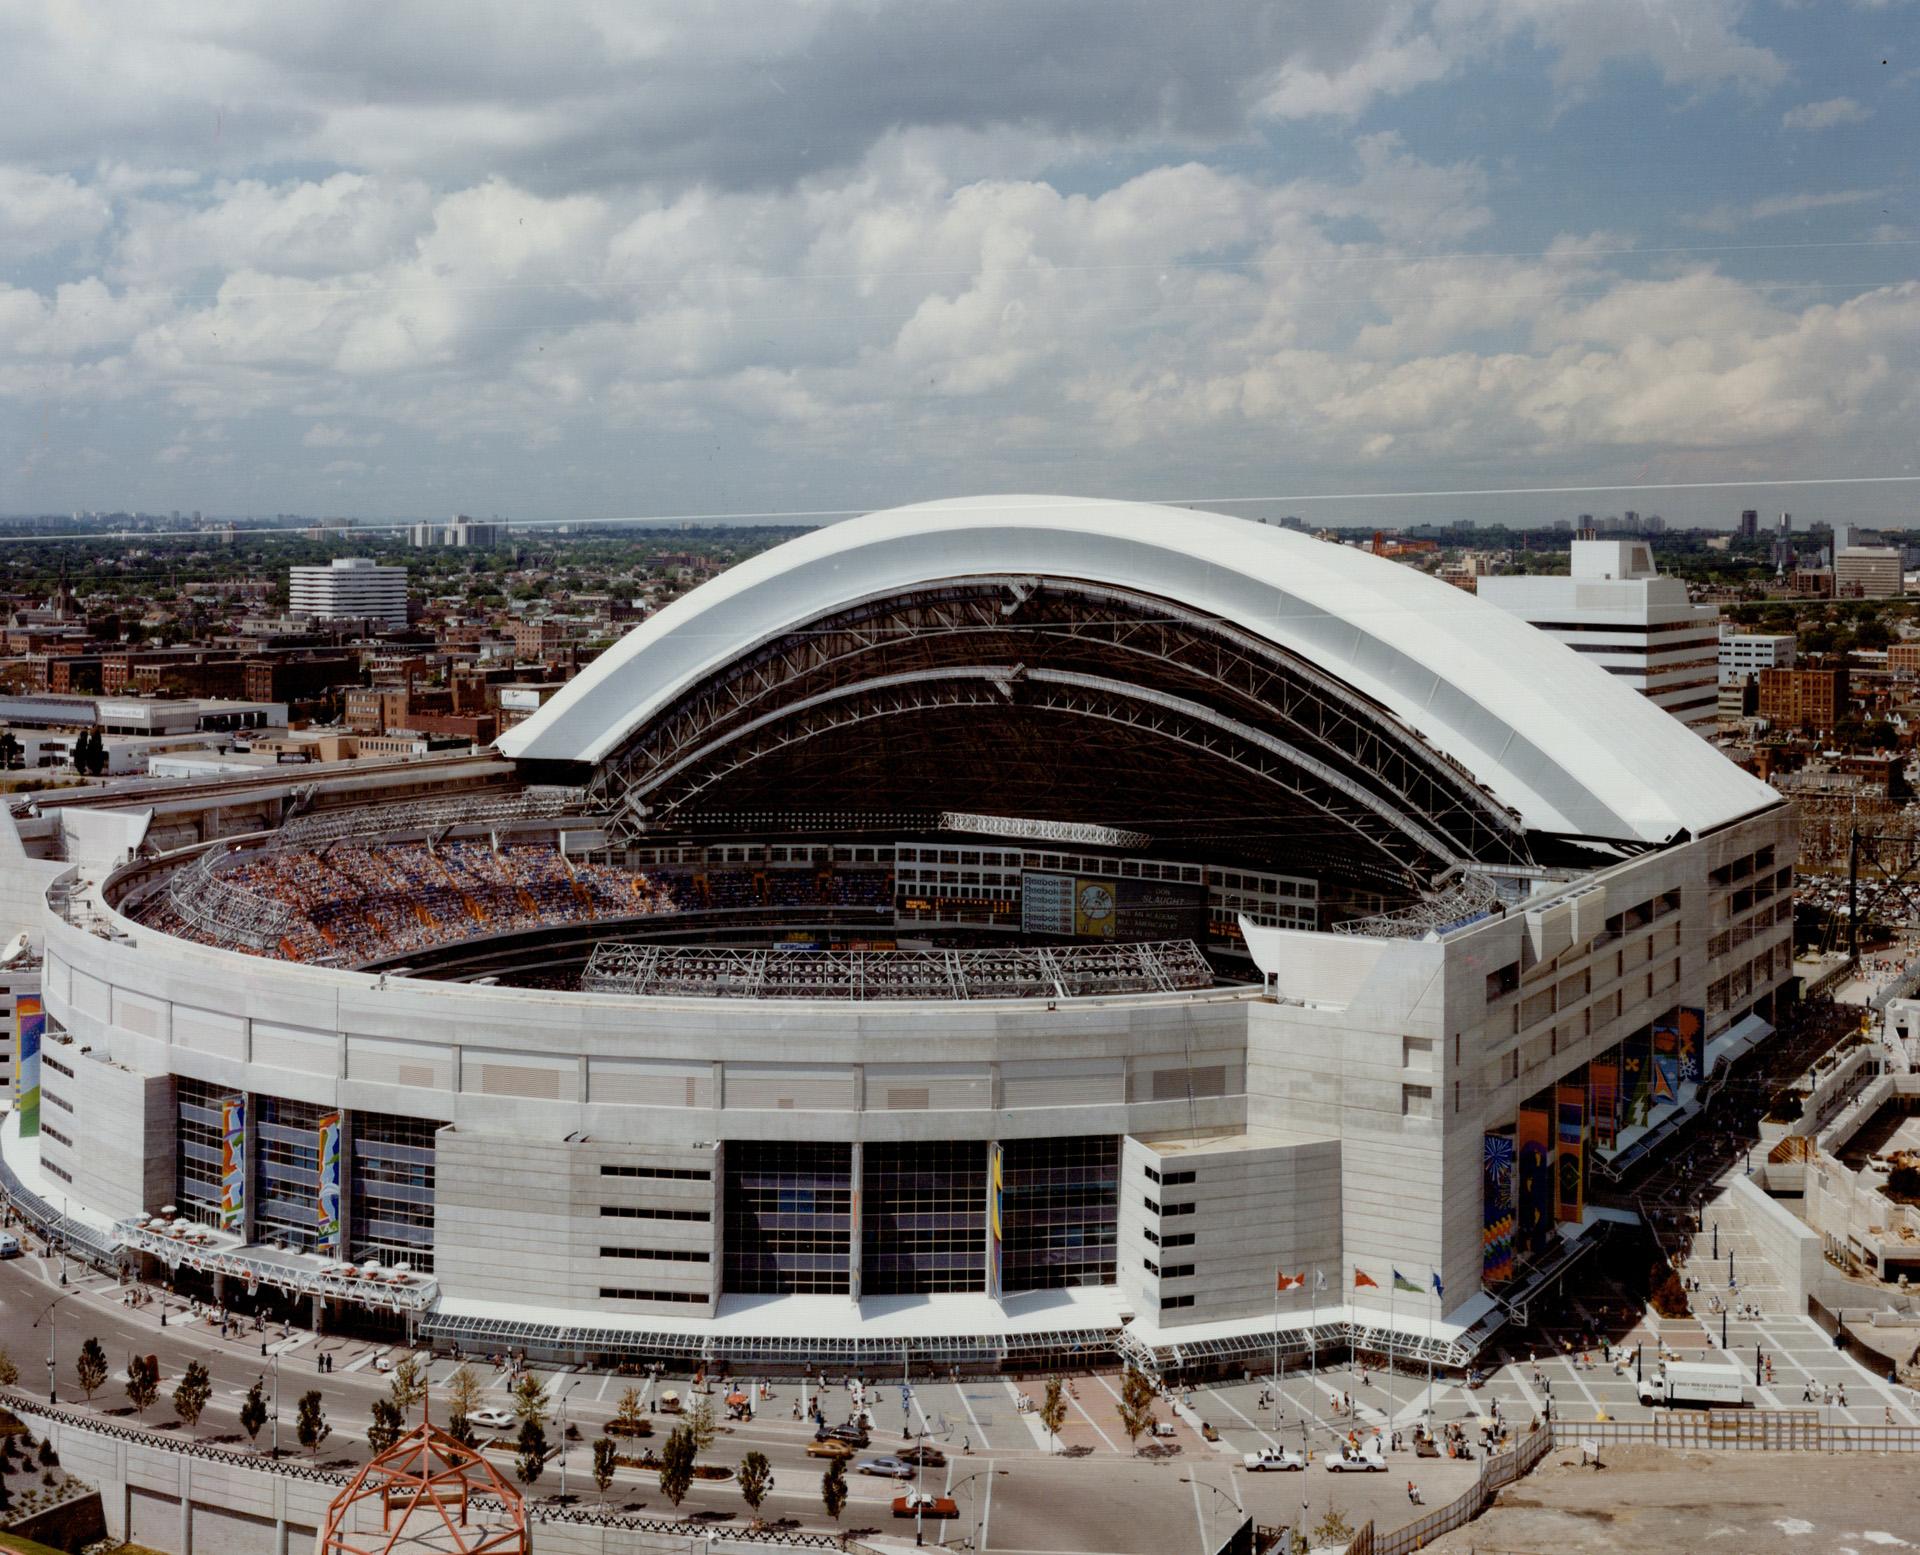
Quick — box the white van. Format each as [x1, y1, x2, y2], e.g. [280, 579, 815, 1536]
[0, 1233, 21, 1259]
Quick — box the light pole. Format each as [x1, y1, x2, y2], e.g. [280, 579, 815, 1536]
[32, 1293, 71, 1405]
[1181, 1478, 1246, 1553]
[270, 1348, 280, 1457]
[557, 1378, 583, 1500]
[949, 1469, 1001, 1553]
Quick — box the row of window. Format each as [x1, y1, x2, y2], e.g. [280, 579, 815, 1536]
[1143, 1197, 1195, 1216]
[600, 1287, 707, 1303]
[1142, 1166, 1195, 1186]
[1161, 1293, 1194, 1310]
[42, 1123, 72, 1149]
[1143, 1258, 1197, 1278]
[1143, 1229, 1194, 1248]
[601, 1247, 711, 1263]
[43, 1087, 72, 1114]
[600, 1165, 712, 1182]
[600, 1205, 712, 1222]
[43, 1054, 73, 1080]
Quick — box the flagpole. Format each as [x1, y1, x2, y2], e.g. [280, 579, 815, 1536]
[1271, 1274, 1279, 1436]
[1426, 1269, 1436, 1424]
[1310, 1268, 1318, 1397]
[1387, 1274, 1395, 1435]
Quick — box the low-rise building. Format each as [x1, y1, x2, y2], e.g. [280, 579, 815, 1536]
[1757, 666, 1849, 732]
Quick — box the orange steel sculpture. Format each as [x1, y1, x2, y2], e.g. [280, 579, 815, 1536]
[317, 1411, 527, 1555]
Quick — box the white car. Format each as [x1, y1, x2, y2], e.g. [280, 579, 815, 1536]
[1243, 1447, 1306, 1472]
[466, 1407, 518, 1431]
[1326, 1443, 1387, 1472]
[0, 1233, 20, 1259]
[857, 1455, 915, 1479]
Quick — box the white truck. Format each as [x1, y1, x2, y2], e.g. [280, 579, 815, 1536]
[1636, 1359, 1748, 1409]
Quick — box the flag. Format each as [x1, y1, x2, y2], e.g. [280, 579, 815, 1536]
[1430, 1270, 1445, 1299]
[1277, 1271, 1305, 1292]
[1353, 1269, 1379, 1290]
[1392, 1269, 1421, 1294]
[1314, 1269, 1328, 1292]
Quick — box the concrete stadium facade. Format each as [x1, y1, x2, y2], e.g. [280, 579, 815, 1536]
[9, 497, 1797, 1372]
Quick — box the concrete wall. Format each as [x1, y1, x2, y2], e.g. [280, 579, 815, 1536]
[1729, 1174, 1823, 1311]
[38, 1035, 173, 1222]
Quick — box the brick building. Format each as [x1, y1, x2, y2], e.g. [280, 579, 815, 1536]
[1758, 665, 1849, 732]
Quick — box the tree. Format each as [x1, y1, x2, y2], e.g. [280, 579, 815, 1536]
[1116, 1365, 1156, 1451]
[388, 1354, 427, 1421]
[510, 1371, 551, 1428]
[738, 1451, 773, 1526]
[74, 1339, 108, 1402]
[0, 732, 21, 772]
[1313, 1506, 1355, 1546]
[239, 1381, 268, 1449]
[515, 1420, 548, 1488]
[296, 1390, 331, 1457]
[172, 1361, 212, 1435]
[445, 1412, 477, 1449]
[591, 1436, 617, 1502]
[0, 1347, 18, 1386]
[125, 1354, 160, 1417]
[614, 1384, 647, 1436]
[658, 1425, 697, 1511]
[1040, 1378, 1068, 1454]
[686, 1395, 719, 1451]
[820, 1454, 848, 1524]
[444, 1363, 485, 1424]
[367, 1397, 404, 1455]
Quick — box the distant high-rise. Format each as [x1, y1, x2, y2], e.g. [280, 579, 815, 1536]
[1738, 509, 1758, 540]
[288, 557, 409, 630]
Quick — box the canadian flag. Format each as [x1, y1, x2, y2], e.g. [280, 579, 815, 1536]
[1277, 1271, 1306, 1292]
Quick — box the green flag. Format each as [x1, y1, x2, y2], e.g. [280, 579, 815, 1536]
[1392, 1269, 1421, 1294]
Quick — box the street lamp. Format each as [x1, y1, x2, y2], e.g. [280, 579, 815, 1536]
[32, 1293, 71, 1405]
[557, 1378, 583, 1501]
[1180, 1477, 1246, 1549]
[948, 1468, 1004, 1553]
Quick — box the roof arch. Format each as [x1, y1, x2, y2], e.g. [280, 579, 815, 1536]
[499, 495, 1777, 847]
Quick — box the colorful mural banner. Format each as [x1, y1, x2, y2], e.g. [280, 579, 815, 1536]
[1589, 1053, 1619, 1153]
[1650, 1021, 1683, 1108]
[219, 1095, 247, 1230]
[986, 1141, 1004, 1302]
[1677, 1007, 1704, 1085]
[315, 1112, 343, 1254]
[1482, 1131, 1515, 1284]
[14, 995, 42, 1140]
[1516, 1099, 1553, 1256]
[1622, 1025, 1653, 1129]
[1555, 1080, 1585, 1224]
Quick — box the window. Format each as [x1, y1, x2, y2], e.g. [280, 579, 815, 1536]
[1000, 1135, 1119, 1292]
[44, 1089, 73, 1113]
[44, 1160, 71, 1184]
[1162, 1201, 1195, 1217]
[600, 1165, 711, 1181]
[42, 1123, 72, 1148]
[600, 1247, 710, 1262]
[723, 1140, 851, 1295]
[1486, 962, 1519, 1000]
[1163, 1170, 1195, 1186]
[352, 1111, 438, 1272]
[1160, 1293, 1194, 1310]
[1402, 1084, 1434, 1120]
[1144, 1228, 1160, 1245]
[43, 1054, 73, 1080]
[1144, 1196, 1160, 1214]
[1161, 1232, 1195, 1248]
[1144, 1165, 1161, 1184]
[1143, 1257, 1159, 1275]
[862, 1140, 986, 1295]
[1162, 1263, 1195, 1279]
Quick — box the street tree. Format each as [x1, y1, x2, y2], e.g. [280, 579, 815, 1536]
[591, 1436, 617, 1502]
[515, 1420, 548, 1488]
[0, 1347, 17, 1386]
[738, 1451, 773, 1527]
[388, 1354, 427, 1421]
[367, 1397, 404, 1456]
[125, 1354, 160, 1417]
[686, 1396, 719, 1451]
[296, 1391, 331, 1457]
[444, 1363, 484, 1423]
[239, 1381, 268, 1449]
[614, 1385, 647, 1436]
[1116, 1366, 1156, 1452]
[1040, 1378, 1068, 1454]
[173, 1361, 212, 1435]
[445, 1412, 477, 1449]
[509, 1371, 551, 1428]
[75, 1339, 108, 1402]
[658, 1425, 696, 1511]
[820, 1454, 848, 1524]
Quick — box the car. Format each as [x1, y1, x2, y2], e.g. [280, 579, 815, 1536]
[466, 1407, 517, 1431]
[0, 1233, 20, 1259]
[1326, 1444, 1388, 1472]
[899, 1443, 947, 1467]
[1242, 1447, 1306, 1472]
[820, 1422, 870, 1447]
[857, 1455, 914, 1479]
[893, 1491, 959, 1519]
[807, 1436, 858, 1460]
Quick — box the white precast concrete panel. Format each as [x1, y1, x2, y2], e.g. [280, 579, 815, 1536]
[497, 496, 1776, 843]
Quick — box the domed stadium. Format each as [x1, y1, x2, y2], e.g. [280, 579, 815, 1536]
[5, 496, 1794, 1373]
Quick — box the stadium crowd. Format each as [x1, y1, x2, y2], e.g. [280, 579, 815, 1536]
[137, 844, 896, 966]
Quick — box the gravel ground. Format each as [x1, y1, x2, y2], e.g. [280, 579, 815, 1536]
[1423, 1445, 1920, 1554]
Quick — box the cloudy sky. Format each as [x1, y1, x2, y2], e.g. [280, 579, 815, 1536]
[1, 1, 1914, 527]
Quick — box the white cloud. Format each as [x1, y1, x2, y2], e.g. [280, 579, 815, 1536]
[0, 166, 110, 258]
[1689, 188, 1885, 233]
[1782, 96, 1872, 130]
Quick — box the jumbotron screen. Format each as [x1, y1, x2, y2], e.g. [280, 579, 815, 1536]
[1020, 871, 1207, 942]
